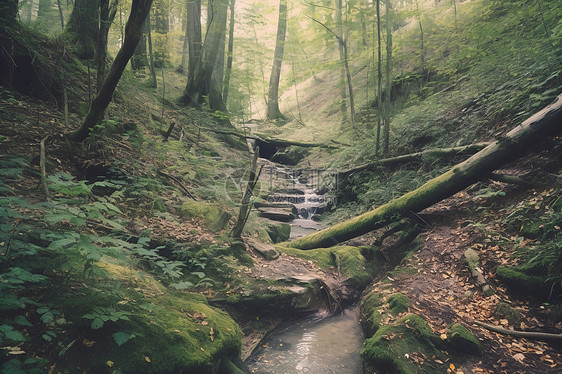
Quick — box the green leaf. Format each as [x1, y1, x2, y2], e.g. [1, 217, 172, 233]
[91, 317, 104, 330]
[170, 281, 194, 290]
[191, 272, 205, 279]
[40, 312, 54, 324]
[13, 316, 32, 327]
[112, 332, 133, 346]
[42, 333, 52, 342]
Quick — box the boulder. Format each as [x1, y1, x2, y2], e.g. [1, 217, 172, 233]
[180, 201, 231, 232]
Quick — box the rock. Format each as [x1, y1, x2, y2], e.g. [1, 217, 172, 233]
[447, 323, 482, 356]
[257, 207, 295, 222]
[179, 201, 231, 232]
[265, 222, 291, 243]
[270, 146, 310, 166]
[248, 239, 280, 260]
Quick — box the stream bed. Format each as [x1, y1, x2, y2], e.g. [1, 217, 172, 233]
[245, 307, 363, 374]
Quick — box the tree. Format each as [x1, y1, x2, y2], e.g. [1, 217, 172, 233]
[266, 0, 287, 121]
[382, 0, 393, 155]
[288, 95, 562, 250]
[65, 0, 100, 59]
[0, 0, 19, 25]
[210, 0, 227, 94]
[131, 15, 149, 70]
[68, 0, 154, 142]
[335, 0, 348, 125]
[152, 0, 169, 67]
[222, 0, 236, 105]
[375, 0, 383, 156]
[97, 0, 120, 90]
[185, 0, 202, 81]
[180, 0, 228, 110]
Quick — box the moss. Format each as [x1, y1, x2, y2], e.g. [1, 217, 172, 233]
[447, 323, 481, 356]
[179, 201, 231, 232]
[265, 222, 291, 243]
[496, 266, 549, 298]
[494, 302, 521, 325]
[360, 292, 385, 336]
[277, 245, 333, 268]
[331, 246, 375, 289]
[60, 289, 242, 374]
[361, 314, 445, 374]
[388, 293, 411, 316]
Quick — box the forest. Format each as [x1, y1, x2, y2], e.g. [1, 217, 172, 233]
[0, 0, 561, 373]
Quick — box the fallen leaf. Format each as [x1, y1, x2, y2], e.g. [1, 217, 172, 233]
[82, 338, 95, 347]
[449, 363, 456, 371]
[106, 361, 114, 367]
[513, 353, 525, 363]
[440, 334, 448, 340]
[145, 356, 151, 363]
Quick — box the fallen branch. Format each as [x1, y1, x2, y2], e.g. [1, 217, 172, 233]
[40, 136, 50, 201]
[464, 248, 494, 296]
[156, 170, 197, 200]
[198, 127, 340, 149]
[289, 95, 562, 249]
[489, 172, 531, 186]
[340, 143, 490, 177]
[474, 321, 562, 342]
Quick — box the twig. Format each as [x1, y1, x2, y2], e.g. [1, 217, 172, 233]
[156, 169, 197, 200]
[474, 321, 562, 341]
[40, 136, 50, 201]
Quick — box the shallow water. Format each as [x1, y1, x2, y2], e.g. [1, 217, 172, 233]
[245, 308, 363, 374]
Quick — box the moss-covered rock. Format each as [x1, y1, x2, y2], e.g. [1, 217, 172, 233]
[494, 302, 521, 326]
[362, 314, 446, 374]
[446, 323, 481, 356]
[265, 222, 291, 243]
[360, 292, 384, 336]
[270, 146, 310, 166]
[496, 266, 549, 298]
[180, 201, 231, 232]
[388, 293, 411, 316]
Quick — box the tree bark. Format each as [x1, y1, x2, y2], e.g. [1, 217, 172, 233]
[180, 0, 228, 107]
[147, 10, 158, 88]
[266, 0, 287, 120]
[96, 0, 119, 91]
[288, 95, 562, 249]
[383, 0, 393, 155]
[222, 0, 236, 105]
[68, 0, 154, 142]
[186, 0, 201, 81]
[65, 0, 100, 59]
[231, 147, 260, 238]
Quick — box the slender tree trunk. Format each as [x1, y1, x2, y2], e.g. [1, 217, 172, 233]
[266, 0, 287, 120]
[180, 0, 189, 72]
[335, 0, 347, 125]
[210, 0, 226, 94]
[131, 16, 148, 69]
[416, 0, 424, 71]
[222, 0, 236, 105]
[152, 0, 169, 67]
[342, 40, 356, 128]
[288, 95, 562, 249]
[383, 0, 393, 156]
[147, 11, 157, 88]
[231, 147, 260, 238]
[97, 0, 119, 91]
[56, 0, 64, 28]
[186, 0, 202, 81]
[375, 0, 382, 156]
[26, 0, 34, 24]
[68, 0, 154, 142]
[360, 0, 368, 48]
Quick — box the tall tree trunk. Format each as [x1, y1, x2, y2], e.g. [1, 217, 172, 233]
[96, 0, 119, 91]
[266, 0, 287, 120]
[180, 0, 189, 72]
[131, 17, 148, 70]
[416, 0, 424, 71]
[222, 0, 236, 105]
[360, 0, 368, 48]
[68, 0, 154, 142]
[180, 0, 228, 109]
[1, 0, 19, 25]
[152, 0, 169, 67]
[210, 0, 226, 94]
[26, 0, 34, 24]
[186, 0, 201, 81]
[56, 0, 64, 28]
[147, 11, 157, 88]
[375, 0, 382, 156]
[288, 95, 562, 250]
[65, 0, 100, 59]
[335, 0, 347, 125]
[383, 0, 393, 156]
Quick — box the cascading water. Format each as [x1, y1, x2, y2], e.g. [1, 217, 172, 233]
[246, 159, 363, 374]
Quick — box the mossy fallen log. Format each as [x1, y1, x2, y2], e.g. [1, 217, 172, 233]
[289, 95, 562, 249]
[340, 142, 491, 177]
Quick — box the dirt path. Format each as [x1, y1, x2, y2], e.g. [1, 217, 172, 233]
[374, 183, 562, 373]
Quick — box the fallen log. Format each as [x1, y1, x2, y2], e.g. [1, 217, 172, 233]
[288, 95, 562, 249]
[198, 127, 340, 149]
[340, 143, 490, 177]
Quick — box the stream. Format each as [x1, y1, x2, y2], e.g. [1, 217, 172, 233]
[245, 159, 364, 373]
